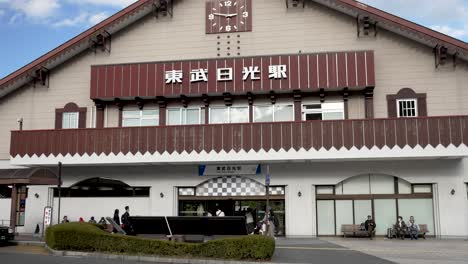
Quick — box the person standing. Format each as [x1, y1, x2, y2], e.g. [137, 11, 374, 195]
[395, 216, 407, 239]
[88, 216, 97, 224]
[112, 209, 120, 233]
[245, 208, 255, 234]
[61, 216, 70, 224]
[364, 215, 376, 240]
[407, 216, 419, 240]
[121, 206, 133, 235]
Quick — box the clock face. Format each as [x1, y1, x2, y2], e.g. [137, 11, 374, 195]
[206, 0, 252, 34]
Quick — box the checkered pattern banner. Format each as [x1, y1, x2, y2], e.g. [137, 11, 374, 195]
[178, 187, 195, 196]
[195, 176, 285, 197]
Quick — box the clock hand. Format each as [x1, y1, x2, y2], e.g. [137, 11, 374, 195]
[213, 13, 238, 18]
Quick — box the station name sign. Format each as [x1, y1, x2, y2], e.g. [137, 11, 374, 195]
[198, 164, 261, 176]
[90, 51, 375, 99]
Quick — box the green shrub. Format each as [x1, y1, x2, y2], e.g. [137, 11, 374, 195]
[46, 223, 275, 260]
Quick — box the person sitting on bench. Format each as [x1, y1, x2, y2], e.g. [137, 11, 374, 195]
[395, 216, 407, 240]
[364, 215, 376, 240]
[407, 216, 419, 240]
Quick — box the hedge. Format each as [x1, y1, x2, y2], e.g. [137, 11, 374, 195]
[46, 223, 275, 261]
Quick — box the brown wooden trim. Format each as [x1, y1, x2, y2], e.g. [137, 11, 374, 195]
[394, 177, 399, 194]
[178, 195, 285, 201]
[316, 193, 433, 200]
[387, 88, 427, 118]
[55, 102, 87, 129]
[10, 184, 17, 229]
[364, 87, 374, 119]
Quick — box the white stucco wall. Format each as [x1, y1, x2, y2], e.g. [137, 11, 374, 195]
[19, 158, 468, 238]
[0, 198, 11, 226]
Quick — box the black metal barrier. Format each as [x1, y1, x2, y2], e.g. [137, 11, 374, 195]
[129, 216, 248, 236]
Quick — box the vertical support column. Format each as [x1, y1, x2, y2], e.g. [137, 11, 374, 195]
[157, 97, 167, 126]
[247, 92, 254, 123]
[115, 99, 125, 128]
[10, 184, 17, 230]
[364, 87, 375, 119]
[202, 94, 210, 125]
[342, 88, 349, 120]
[293, 90, 302, 121]
[94, 100, 106, 129]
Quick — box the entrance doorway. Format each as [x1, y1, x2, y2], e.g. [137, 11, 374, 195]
[177, 175, 286, 236]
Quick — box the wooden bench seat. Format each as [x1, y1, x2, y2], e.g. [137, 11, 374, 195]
[341, 224, 373, 237]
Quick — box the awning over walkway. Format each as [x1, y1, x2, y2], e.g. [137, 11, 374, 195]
[0, 168, 58, 185]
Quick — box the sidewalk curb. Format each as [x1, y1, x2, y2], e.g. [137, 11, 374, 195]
[12, 241, 46, 247]
[45, 246, 284, 264]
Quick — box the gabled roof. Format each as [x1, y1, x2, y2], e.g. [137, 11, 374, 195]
[0, 0, 467, 98]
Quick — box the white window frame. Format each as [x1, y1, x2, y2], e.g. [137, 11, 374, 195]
[166, 107, 203, 125]
[209, 105, 249, 124]
[62, 112, 79, 129]
[302, 102, 345, 121]
[253, 104, 295, 123]
[397, 99, 418, 118]
[122, 109, 159, 127]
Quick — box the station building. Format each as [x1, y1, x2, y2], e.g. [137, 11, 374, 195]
[0, 0, 468, 238]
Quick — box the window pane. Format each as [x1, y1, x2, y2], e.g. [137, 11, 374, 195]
[184, 109, 200, 125]
[167, 109, 181, 125]
[317, 200, 335, 235]
[142, 109, 159, 117]
[322, 102, 344, 111]
[374, 199, 397, 235]
[122, 119, 140, 127]
[413, 185, 432, 193]
[274, 105, 294, 121]
[335, 200, 353, 235]
[254, 106, 273, 122]
[398, 199, 434, 236]
[354, 200, 372, 226]
[305, 113, 322, 121]
[230, 107, 249, 123]
[303, 104, 321, 110]
[62, 112, 79, 129]
[141, 118, 158, 126]
[123, 111, 140, 118]
[322, 112, 344, 120]
[210, 107, 228, 124]
[316, 186, 334, 194]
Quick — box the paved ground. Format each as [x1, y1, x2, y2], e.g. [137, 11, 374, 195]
[272, 238, 394, 264]
[2, 237, 468, 264]
[322, 237, 468, 264]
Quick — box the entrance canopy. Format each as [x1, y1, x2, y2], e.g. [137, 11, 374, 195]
[0, 168, 58, 185]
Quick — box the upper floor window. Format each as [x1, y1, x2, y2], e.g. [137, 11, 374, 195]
[387, 88, 427, 118]
[302, 102, 344, 121]
[56, 102, 86, 129]
[254, 104, 294, 122]
[167, 107, 203, 125]
[122, 109, 159, 127]
[397, 99, 417, 117]
[62, 112, 79, 129]
[210, 106, 249, 124]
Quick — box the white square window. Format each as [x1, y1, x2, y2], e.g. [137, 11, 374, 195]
[253, 104, 294, 123]
[397, 99, 418, 117]
[167, 108, 201, 125]
[122, 109, 159, 127]
[209, 106, 249, 124]
[62, 112, 79, 129]
[302, 102, 344, 121]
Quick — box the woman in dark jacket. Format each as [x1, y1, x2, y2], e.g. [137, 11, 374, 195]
[112, 209, 120, 233]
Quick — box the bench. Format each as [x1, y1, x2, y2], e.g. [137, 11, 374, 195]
[341, 224, 374, 237]
[391, 224, 429, 239]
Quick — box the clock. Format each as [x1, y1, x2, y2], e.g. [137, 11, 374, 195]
[206, 0, 252, 34]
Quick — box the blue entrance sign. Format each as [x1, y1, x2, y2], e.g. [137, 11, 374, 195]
[198, 164, 261, 176]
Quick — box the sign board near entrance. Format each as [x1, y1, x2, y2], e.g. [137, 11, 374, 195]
[198, 165, 261, 176]
[43, 206, 52, 227]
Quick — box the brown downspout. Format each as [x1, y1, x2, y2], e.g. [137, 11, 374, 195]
[10, 184, 17, 231]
